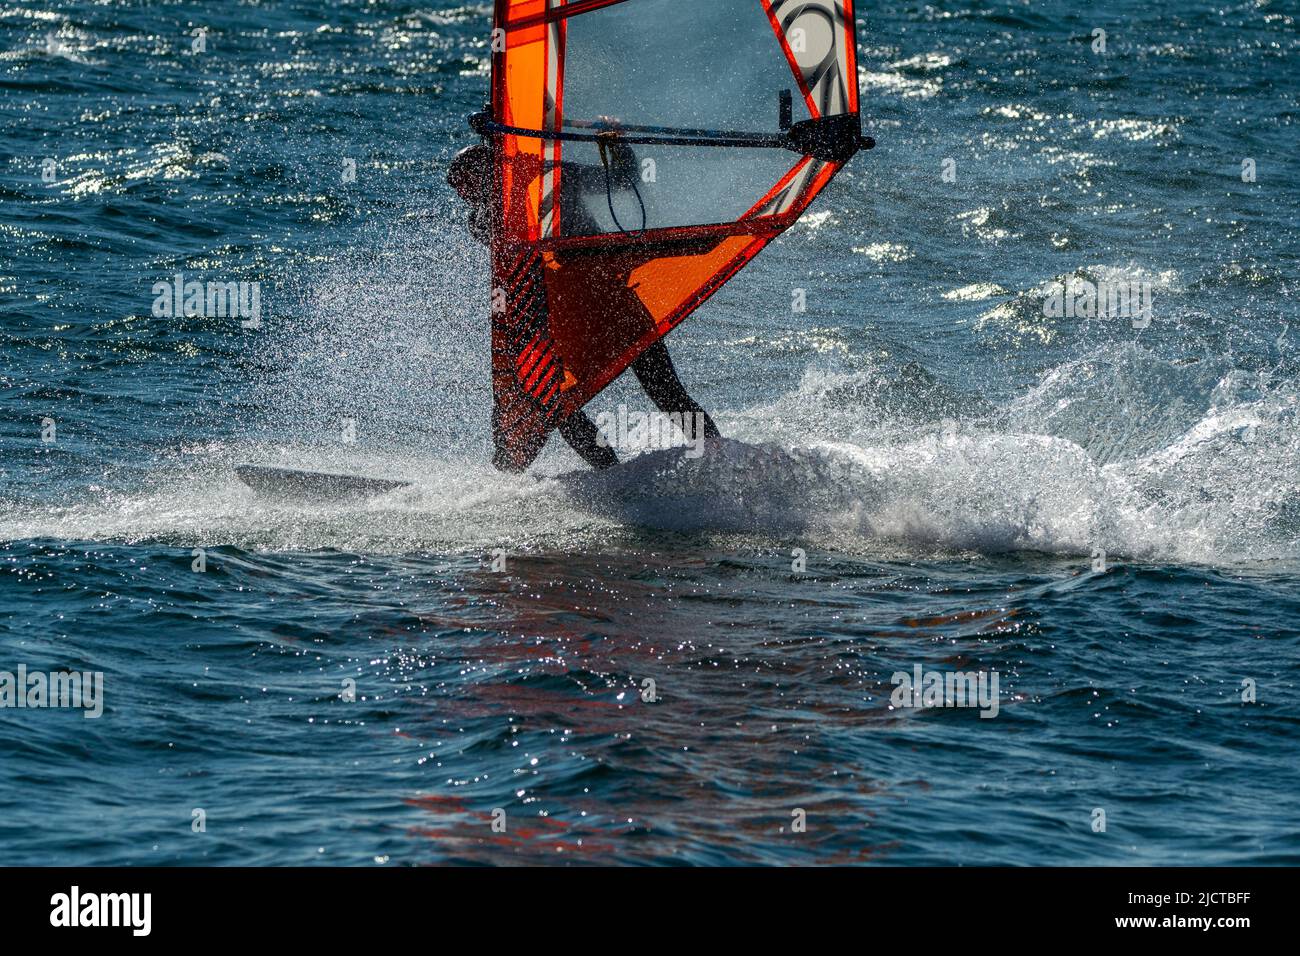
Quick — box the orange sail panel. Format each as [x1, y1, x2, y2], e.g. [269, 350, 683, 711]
[487, 0, 862, 471]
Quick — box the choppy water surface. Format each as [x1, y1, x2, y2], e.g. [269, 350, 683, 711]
[1, 1, 1297, 865]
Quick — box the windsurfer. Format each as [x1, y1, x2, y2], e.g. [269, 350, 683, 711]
[448, 129, 721, 471]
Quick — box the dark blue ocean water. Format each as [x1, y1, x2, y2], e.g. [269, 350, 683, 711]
[2, 0, 1298, 865]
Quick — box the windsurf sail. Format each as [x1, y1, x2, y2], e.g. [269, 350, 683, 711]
[481, 0, 868, 471]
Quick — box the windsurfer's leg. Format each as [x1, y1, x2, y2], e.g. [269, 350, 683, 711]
[556, 410, 619, 470]
[630, 340, 722, 442]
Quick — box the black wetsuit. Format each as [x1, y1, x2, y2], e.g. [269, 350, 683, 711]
[459, 140, 720, 469]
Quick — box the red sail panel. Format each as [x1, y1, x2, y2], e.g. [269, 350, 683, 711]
[487, 0, 861, 471]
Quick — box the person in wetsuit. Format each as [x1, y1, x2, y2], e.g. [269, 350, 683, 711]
[448, 129, 721, 471]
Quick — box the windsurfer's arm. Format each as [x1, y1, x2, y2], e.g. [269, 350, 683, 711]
[599, 138, 639, 190]
[596, 117, 638, 185]
[561, 124, 640, 196]
[559, 152, 640, 195]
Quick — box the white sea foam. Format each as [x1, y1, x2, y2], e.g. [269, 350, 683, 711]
[3, 356, 1294, 567]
